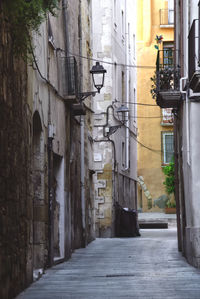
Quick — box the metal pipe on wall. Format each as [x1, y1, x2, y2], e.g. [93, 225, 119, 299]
[174, 113, 182, 252]
[124, 0, 129, 170]
[80, 116, 86, 243]
[79, 0, 86, 246]
[47, 13, 54, 266]
[62, 0, 70, 54]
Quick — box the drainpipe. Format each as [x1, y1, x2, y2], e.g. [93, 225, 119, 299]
[174, 113, 182, 252]
[62, 0, 69, 54]
[47, 135, 54, 266]
[185, 0, 190, 166]
[124, 0, 129, 170]
[79, 0, 86, 246]
[80, 116, 86, 245]
[47, 16, 54, 266]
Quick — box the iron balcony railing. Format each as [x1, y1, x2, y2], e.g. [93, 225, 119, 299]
[156, 49, 180, 93]
[160, 9, 174, 26]
[66, 56, 78, 96]
[59, 56, 79, 97]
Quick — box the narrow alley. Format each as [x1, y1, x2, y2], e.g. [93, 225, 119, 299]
[2, 1, 200, 298]
[17, 226, 200, 299]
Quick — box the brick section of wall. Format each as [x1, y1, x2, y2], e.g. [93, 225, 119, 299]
[0, 12, 32, 299]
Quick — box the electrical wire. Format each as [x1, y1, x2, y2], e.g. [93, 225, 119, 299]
[129, 116, 161, 119]
[113, 100, 158, 107]
[54, 45, 174, 155]
[31, 48, 161, 117]
[123, 123, 173, 154]
[31, 45, 171, 154]
[31, 47, 159, 110]
[94, 118, 172, 155]
[121, 102, 158, 106]
[128, 102, 158, 106]
[94, 112, 162, 119]
[57, 47, 156, 69]
[31, 46, 65, 102]
[135, 139, 161, 154]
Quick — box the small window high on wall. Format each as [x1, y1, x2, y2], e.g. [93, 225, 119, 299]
[160, 0, 174, 26]
[168, 0, 174, 24]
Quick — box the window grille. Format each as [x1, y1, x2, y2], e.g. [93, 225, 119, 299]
[162, 132, 174, 164]
[59, 56, 78, 97]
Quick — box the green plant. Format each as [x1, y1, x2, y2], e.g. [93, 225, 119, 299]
[162, 159, 175, 195]
[150, 68, 181, 100]
[166, 200, 176, 208]
[2, 0, 59, 57]
[150, 72, 157, 99]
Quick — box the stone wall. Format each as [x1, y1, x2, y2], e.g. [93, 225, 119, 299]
[185, 227, 200, 268]
[0, 11, 32, 299]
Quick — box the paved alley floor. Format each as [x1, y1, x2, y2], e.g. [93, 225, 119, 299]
[17, 228, 200, 299]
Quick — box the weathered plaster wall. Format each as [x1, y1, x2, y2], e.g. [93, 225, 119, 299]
[92, 0, 137, 237]
[180, 1, 200, 268]
[93, 138, 113, 237]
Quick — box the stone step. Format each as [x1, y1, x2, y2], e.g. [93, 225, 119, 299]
[139, 222, 168, 229]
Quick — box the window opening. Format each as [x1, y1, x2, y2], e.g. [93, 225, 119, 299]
[162, 132, 174, 164]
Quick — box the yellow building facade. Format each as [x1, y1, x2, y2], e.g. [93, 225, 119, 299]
[137, 0, 174, 212]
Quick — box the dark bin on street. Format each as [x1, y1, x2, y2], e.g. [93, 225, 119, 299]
[115, 203, 140, 237]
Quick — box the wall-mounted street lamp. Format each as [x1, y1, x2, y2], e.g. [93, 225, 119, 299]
[102, 104, 129, 137]
[79, 62, 107, 101]
[90, 62, 107, 93]
[116, 104, 129, 124]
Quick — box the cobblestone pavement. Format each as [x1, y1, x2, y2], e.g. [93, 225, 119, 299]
[16, 228, 200, 299]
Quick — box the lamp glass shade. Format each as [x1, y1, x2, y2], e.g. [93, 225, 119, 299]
[90, 62, 106, 93]
[116, 104, 129, 123]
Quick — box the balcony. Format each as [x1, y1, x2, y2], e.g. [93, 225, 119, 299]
[156, 50, 181, 108]
[188, 19, 200, 94]
[59, 56, 79, 103]
[160, 9, 174, 27]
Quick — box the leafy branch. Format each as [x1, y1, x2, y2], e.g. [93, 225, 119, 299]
[2, 0, 59, 57]
[162, 159, 175, 195]
[150, 68, 181, 99]
[150, 72, 157, 99]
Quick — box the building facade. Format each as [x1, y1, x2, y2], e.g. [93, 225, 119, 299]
[137, 0, 175, 212]
[91, 0, 138, 237]
[0, 1, 96, 298]
[174, 0, 200, 268]
[155, 0, 200, 268]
